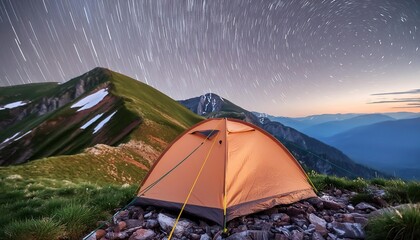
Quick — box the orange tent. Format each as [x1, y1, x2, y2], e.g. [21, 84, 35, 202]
[134, 118, 316, 225]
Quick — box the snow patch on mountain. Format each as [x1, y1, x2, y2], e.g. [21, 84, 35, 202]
[0, 101, 29, 110]
[93, 111, 117, 134]
[80, 113, 104, 129]
[15, 130, 32, 141]
[1, 129, 33, 146]
[71, 88, 108, 112]
[1, 132, 20, 144]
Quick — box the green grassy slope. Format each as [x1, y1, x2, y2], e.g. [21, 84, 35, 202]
[0, 68, 204, 238]
[108, 70, 204, 149]
[0, 68, 204, 165]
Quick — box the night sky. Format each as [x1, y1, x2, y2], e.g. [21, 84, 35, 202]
[0, 0, 419, 117]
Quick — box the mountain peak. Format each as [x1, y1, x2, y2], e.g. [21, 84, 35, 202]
[0, 68, 202, 165]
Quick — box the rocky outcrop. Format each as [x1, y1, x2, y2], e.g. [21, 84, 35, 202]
[86, 188, 388, 240]
[7, 67, 111, 130]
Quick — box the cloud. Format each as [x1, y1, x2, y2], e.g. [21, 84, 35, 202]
[369, 89, 420, 109]
[368, 98, 420, 104]
[371, 89, 420, 96]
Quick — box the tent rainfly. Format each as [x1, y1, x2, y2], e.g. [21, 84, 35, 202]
[134, 118, 316, 225]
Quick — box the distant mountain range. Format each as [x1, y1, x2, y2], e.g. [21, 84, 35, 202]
[180, 93, 381, 179]
[324, 117, 420, 180]
[254, 111, 420, 180]
[303, 114, 395, 139]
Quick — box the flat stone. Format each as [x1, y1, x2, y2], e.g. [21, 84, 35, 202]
[331, 222, 365, 239]
[145, 219, 159, 229]
[226, 230, 269, 240]
[355, 202, 377, 211]
[287, 206, 306, 217]
[129, 229, 156, 240]
[125, 219, 143, 229]
[200, 233, 211, 240]
[117, 221, 127, 231]
[157, 213, 192, 238]
[322, 200, 344, 210]
[308, 213, 327, 235]
[95, 229, 106, 239]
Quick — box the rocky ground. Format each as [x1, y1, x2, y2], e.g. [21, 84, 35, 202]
[86, 187, 389, 240]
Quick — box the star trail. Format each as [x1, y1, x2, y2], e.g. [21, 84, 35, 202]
[0, 0, 419, 116]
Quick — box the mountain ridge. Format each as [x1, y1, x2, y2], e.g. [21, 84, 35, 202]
[179, 93, 382, 178]
[0, 67, 202, 167]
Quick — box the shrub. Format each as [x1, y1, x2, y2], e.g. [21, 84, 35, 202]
[370, 178, 387, 187]
[3, 218, 64, 240]
[366, 205, 420, 240]
[309, 174, 368, 192]
[350, 192, 375, 205]
[385, 182, 420, 204]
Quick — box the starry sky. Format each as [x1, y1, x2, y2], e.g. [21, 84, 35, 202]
[0, 0, 419, 117]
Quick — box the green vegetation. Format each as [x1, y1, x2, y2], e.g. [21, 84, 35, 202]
[0, 173, 136, 240]
[109, 70, 203, 147]
[308, 172, 420, 204]
[1, 164, 420, 240]
[4, 218, 64, 240]
[308, 172, 368, 192]
[366, 205, 420, 240]
[0, 152, 147, 184]
[0, 82, 58, 104]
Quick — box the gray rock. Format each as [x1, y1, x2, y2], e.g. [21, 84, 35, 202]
[322, 200, 344, 210]
[145, 219, 159, 229]
[125, 219, 143, 229]
[106, 231, 128, 239]
[128, 229, 156, 240]
[290, 230, 304, 240]
[331, 222, 365, 239]
[304, 224, 316, 235]
[327, 233, 337, 240]
[190, 233, 200, 240]
[274, 233, 288, 240]
[353, 216, 369, 227]
[157, 213, 192, 238]
[307, 197, 324, 210]
[355, 202, 377, 211]
[308, 213, 327, 235]
[291, 217, 308, 227]
[311, 232, 326, 240]
[227, 230, 270, 240]
[200, 233, 211, 240]
[271, 213, 284, 221]
[287, 206, 306, 217]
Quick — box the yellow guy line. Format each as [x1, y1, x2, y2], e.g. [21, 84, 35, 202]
[167, 123, 222, 240]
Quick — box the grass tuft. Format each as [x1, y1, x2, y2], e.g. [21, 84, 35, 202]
[384, 181, 420, 204]
[53, 203, 98, 239]
[366, 205, 420, 240]
[4, 218, 64, 240]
